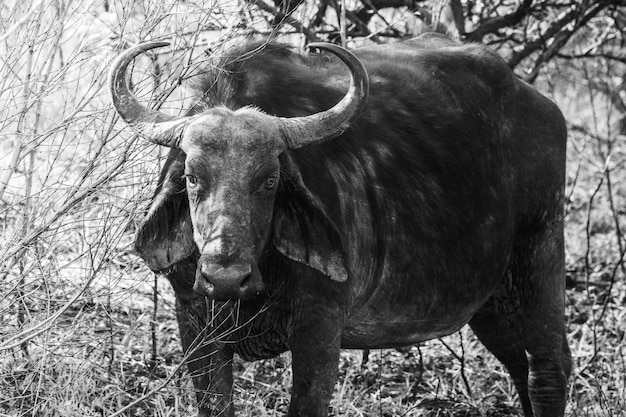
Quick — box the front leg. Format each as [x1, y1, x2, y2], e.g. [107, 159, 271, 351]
[288, 302, 343, 417]
[175, 295, 235, 417]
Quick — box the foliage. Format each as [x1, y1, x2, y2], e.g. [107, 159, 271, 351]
[0, 0, 625, 416]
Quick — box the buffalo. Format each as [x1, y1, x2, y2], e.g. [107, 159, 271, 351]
[109, 34, 571, 417]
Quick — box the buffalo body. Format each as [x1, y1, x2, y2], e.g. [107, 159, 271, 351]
[126, 34, 570, 416]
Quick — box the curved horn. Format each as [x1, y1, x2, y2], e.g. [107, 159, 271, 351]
[109, 41, 187, 148]
[280, 42, 369, 149]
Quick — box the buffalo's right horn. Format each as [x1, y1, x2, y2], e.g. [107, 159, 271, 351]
[109, 41, 187, 148]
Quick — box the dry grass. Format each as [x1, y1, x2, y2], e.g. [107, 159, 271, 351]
[1, 1, 625, 416]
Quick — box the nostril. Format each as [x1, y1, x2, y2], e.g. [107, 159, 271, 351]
[238, 273, 252, 289]
[241, 265, 265, 295]
[195, 257, 263, 299]
[199, 260, 251, 285]
[193, 268, 215, 296]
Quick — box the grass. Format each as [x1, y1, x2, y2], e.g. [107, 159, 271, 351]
[1, 1, 625, 416]
[4, 279, 624, 416]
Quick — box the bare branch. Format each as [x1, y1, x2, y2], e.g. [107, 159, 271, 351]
[244, 0, 321, 42]
[557, 51, 626, 64]
[586, 79, 626, 114]
[354, 0, 427, 27]
[448, 0, 465, 36]
[521, 1, 615, 82]
[506, 1, 612, 71]
[0, 0, 45, 43]
[465, 0, 533, 43]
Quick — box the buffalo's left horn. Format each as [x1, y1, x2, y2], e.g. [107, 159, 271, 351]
[279, 43, 369, 149]
[109, 41, 187, 148]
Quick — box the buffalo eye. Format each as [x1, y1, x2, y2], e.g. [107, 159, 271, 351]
[264, 176, 277, 190]
[185, 174, 198, 188]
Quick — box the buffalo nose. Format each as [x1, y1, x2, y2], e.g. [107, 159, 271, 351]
[193, 259, 264, 300]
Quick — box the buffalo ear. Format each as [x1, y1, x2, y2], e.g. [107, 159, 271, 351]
[135, 149, 197, 271]
[273, 208, 349, 282]
[272, 155, 350, 282]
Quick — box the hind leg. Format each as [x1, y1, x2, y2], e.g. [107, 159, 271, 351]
[514, 228, 571, 417]
[469, 273, 533, 416]
[485, 227, 571, 416]
[471, 223, 571, 417]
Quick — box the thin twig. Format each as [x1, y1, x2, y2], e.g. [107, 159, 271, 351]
[438, 333, 472, 398]
[340, 0, 347, 47]
[244, 0, 320, 42]
[0, 0, 46, 44]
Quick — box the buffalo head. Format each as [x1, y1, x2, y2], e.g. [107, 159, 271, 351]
[109, 41, 368, 300]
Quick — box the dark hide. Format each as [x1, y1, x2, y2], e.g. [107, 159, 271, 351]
[136, 33, 571, 417]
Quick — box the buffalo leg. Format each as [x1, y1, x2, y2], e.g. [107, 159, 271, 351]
[469, 277, 533, 416]
[288, 305, 342, 417]
[175, 295, 235, 417]
[512, 228, 571, 417]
